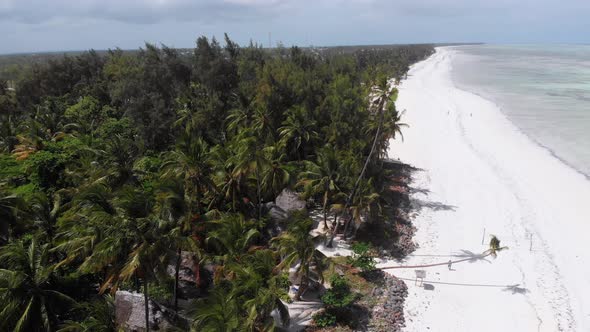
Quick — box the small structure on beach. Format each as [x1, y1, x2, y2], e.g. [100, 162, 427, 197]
[414, 270, 426, 286]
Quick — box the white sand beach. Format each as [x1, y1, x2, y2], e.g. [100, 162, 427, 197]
[380, 47, 590, 331]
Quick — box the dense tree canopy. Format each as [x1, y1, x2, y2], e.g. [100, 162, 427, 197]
[0, 36, 433, 331]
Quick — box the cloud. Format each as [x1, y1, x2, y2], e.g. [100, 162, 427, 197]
[0, 0, 289, 24]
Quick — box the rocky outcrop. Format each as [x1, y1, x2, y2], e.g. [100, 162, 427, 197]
[115, 290, 176, 331]
[266, 189, 307, 236]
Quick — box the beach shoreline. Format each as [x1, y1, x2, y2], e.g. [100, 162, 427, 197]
[381, 47, 590, 331]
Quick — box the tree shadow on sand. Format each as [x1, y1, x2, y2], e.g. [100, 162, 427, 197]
[411, 198, 457, 212]
[453, 249, 492, 264]
[503, 284, 529, 295]
[408, 187, 430, 195]
[407, 250, 491, 264]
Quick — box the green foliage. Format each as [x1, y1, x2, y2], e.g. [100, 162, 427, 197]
[321, 275, 356, 308]
[0, 154, 24, 184]
[349, 242, 376, 271]
[0, 35, 433, 330]
[313, 311, 337, 328]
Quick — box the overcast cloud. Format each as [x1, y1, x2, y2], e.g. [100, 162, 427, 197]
[0, 0, 589, 53]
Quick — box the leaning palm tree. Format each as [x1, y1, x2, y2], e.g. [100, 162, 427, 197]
[327, 75, 397, 247]
[272, 213, 325, 301]
[0, 238, 76, 332]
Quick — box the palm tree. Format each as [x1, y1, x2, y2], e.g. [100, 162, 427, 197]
[29, 192, 67, 243]
[58, 295, 116, 332]
[67, 185, 167, 332]
[297, 147, 341, 230]
[231, 249, 290, 330]
[226, 91, 255, 135]
[161, 134, 214, 215]
[485, 235, 509, 258]
[342, 179, 380, 239]
[206, 213, 261, 264]
[0, 114, 19, 153]
[279, 106, 318, 161]
[0, 238, 76, 332]
[230, 128, 270, 219]
[156, 178, 201, 311]
[327, 76, 396, 247]
[189, 286, 241, 332]
[272, 213, 325, 301]
[261, 143, 291, 199]
[0, 191, 27, 244]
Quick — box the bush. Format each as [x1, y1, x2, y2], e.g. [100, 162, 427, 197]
[349, 242, 376, 272]
[321, 275, 356, 308]
[313, 311, 337, 328]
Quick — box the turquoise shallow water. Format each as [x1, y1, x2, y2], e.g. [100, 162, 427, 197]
[450, 44, 590, 177]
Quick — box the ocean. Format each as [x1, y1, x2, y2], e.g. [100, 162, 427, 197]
[449, 44, 590, 177]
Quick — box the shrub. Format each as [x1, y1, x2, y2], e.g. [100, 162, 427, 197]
[313, 311, 337, 328]
[321, 275, 356, 308]
[349, 242, 376, 272]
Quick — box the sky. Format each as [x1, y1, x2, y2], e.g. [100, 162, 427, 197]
[1, 0, 589, 54]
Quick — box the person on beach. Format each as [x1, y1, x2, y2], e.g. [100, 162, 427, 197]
[448, 260, 452, 270]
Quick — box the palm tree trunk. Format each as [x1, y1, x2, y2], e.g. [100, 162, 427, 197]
[342, 213, 355, 239]
[143, 277, 150, 332]
[326, 213, 340, 247]
[256, 167, 262, 219]
[339, 92, 388, 242]
[173, 248, 181, 312]
[322, 197, 329, 230]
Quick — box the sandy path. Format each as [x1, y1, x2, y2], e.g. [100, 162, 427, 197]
[379, 47, 590, 331]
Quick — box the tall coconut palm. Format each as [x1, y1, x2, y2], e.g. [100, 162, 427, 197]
[342, 180, 380, 238]
[156, 178, 201, 311]
[279, 106, 318, 161]
[327, 77, 395, 247]
[297, 147, 341, 230]
[0, 238, 76, 332]
[230, 128, 270, 219]
[161, 134, 214, 215]
[272, 213, 324, 301]
[261, 143, 291, 199]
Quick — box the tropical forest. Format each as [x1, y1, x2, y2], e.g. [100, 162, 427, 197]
[0, 35, 434, 331]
